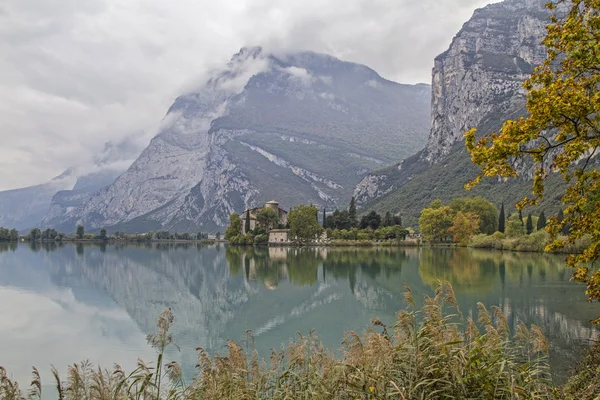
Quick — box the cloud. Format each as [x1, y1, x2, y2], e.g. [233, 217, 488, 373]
[0, 0, 494, 190]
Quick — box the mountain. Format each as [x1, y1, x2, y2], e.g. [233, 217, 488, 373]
[41, 169, 125, 229]
[0, 170, 77, 231]
[355, 0, 563, 227]
[59, 48, 431, 233]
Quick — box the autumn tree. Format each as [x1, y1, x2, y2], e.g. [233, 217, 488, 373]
[449, 211, 481, 245]
[419, 201, 454, 243]
[450, 197, 498, 234]
[465, 0, 600, 322]
[289, 205, 323, 243]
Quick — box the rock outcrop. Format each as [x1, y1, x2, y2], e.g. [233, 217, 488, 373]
[355, 0, 553, 211]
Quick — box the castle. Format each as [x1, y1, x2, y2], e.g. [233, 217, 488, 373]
[242, 200, 289, 239]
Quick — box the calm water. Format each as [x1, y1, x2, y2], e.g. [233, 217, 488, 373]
[0, 242, 598, 386]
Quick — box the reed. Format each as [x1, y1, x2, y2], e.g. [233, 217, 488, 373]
[1, 282, 598, 399]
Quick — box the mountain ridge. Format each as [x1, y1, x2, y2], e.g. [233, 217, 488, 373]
[49, 48, 431, 232]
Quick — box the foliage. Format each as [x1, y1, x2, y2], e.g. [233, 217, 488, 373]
[450, 196, 498, 234]
[256, 208, 279, 231]
[419, 201, 454, 243]
[76, 225, 85, 239]
[326, 210, 351, 230]
[465, 0, 600, 323]
[348, 196, 357, 228]
[499, 203, 506, 233]
[5, 282, 585, 400]
[527, 214, 534, 235]
[328, 225, 408, 242]
[245, 211, 251, 234]
[289, 204, 323, 243]
[562, 340, 600, 399]
[0, 227, 18, 242]
[225, 213, 242, 241]
[449, 211, 480, 245]
[537, 211, 547, 231]
[506, 214, 526, 238]
[28, 228, 41, 241]
[359, 211, 382, 230]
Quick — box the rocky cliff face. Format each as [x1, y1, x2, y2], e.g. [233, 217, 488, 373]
[425, 0, 549, 163]
[355, 0, 552, 208]
[54, 48, 430, 232]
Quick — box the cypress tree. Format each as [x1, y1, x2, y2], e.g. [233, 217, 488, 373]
[498, 203, 506, 233]
[348, 196, 357, 227]
[245, 211, 251, 234]
[537, 211, 547, 230]
[322, 207, 327, 228]
[518, 209, 524, 225]
[383, 211, 393, 227]
[526, 214, 534, 234]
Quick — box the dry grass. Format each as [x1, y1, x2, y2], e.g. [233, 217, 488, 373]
[1, 282, 598, 399]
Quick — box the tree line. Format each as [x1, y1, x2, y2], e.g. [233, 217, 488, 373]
[0, 227, 19, 242]
[21, 225, 215, 242]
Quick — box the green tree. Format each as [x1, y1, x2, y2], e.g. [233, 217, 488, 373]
[526, 214, 534, 235]
[328, 210, 351, 230]
[499, 203, 506, 233]
[450, 197, 498, 234]
[419, 202, 454, 243]
[244, 211, 251, 234]
[449, 212, 480, 245]
[256, 208, 279, 231]
[225, 213, 242, 241]
[537, 211, 547, 231]
[348, 197, 358, 228]
[465, 0, 600, 322]
[76, 225, 85, 239]
[99, 229, 107, 240]
[393, 214, 402, 227]
[429, 199, 444, 210]
[322, 208, 327, 228]
[506, 214, 526, 238]
[289, 205, 323, 243]
[216, 231, 221, 241]
[9, 229, 18, 241]
[359, 211, 382, 230]
[383, 211, 393, 227]
[29, 228, 41, 241]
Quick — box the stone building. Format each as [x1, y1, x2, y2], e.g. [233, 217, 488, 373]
[268, 229, 290, 244]
[241, 200, 288, 234]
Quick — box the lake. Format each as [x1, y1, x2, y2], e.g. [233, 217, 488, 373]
[0, 242, 598, 387]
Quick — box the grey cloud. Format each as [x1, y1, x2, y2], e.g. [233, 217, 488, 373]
[0, 0, 494, 190]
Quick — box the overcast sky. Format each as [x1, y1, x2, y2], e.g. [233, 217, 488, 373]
[0, 0, 493, 190]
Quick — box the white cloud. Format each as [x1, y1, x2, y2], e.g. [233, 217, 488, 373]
[0, 0, 493, 190]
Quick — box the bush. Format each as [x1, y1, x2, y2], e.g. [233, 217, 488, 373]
[253, 234, 269, 245]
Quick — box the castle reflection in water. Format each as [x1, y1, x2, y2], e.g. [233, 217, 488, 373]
[0, 243, 597, 383]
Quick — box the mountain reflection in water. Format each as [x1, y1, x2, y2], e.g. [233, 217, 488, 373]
[0, 243, 597, 384]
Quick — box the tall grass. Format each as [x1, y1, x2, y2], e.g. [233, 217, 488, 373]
[1, 282, 598, 399]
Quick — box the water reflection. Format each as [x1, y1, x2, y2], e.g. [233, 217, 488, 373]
[0, 244, 597, 385]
